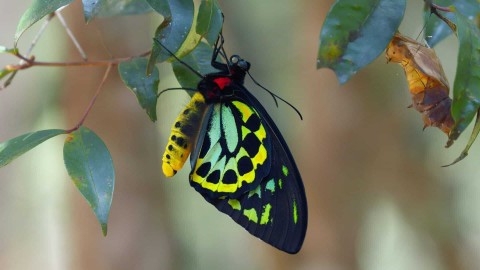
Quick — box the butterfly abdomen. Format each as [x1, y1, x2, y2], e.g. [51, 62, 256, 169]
[162, 92, 207, 177]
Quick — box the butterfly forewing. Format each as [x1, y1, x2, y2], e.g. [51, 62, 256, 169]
[190, 100, 272, 199]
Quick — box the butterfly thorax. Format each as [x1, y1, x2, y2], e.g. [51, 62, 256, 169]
[197, 56, 250, 102]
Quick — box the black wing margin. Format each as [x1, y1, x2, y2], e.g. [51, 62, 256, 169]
[209, 89, 308, 254]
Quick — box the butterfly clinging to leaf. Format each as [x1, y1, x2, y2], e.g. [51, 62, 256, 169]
[158, 33, 308, 254]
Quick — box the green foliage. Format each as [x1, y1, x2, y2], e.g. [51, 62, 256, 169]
[0, 129, 66, 168]
[450, 11, 480, 139]
[146, 0, 195, 73]
[0, 69, 14, 81]
[318, 0, 480, 153]
[172, 42, 218, 89]
[1, 0, 224, 235]
[445, 112, 480, 166]
[15, 0, 74, 45]
[196, 0, 223, 45]
[119, 57, 159, 122]
[0, 46, 18, 54]
[317, 0, 406, 84]
[63, 127, 114, 236]
[82, 0, 152, 21]
[424, 0, 479, 47]
[146, 0, 222, 74]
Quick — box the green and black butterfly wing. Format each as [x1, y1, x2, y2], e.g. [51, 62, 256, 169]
[189, 87, 307, 254]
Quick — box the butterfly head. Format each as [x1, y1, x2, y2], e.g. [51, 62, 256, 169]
[229, 55, 250, 85]
[230, 55, 251, 72]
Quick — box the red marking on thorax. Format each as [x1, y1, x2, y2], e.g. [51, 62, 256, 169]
[213, 77, 231, 90]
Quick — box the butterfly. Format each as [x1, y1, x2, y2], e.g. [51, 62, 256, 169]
[158, 34, 307, 254]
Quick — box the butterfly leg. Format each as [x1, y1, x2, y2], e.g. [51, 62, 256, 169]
[211, 31, 230, 71]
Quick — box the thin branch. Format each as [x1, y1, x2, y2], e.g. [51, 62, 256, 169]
[55, 9, 88, 61]
[26, 13, 55, 56]
[424, 1, 456, 32]
[431, 3, 452, 12]
[65, 64, 113, 133]
[8, 50, 151, 70]
[431, 7, 457, 32]
[1, 13, 55, 90]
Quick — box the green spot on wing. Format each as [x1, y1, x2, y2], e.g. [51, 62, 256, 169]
[282, 165, 289, 176]
[260, 204, 272, 225]
[265, 179, 275, 193]
[248, 185, 262, 198]
[228, 199, 241, 210]
[243, 208, 258, 223]
[278, 179, 283, 189]
[293, 199, 298, 224]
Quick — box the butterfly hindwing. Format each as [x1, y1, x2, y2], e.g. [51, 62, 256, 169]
[189, 88, 307, 254]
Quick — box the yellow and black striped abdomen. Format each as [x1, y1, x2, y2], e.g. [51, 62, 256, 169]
[162, 92, 207, 177]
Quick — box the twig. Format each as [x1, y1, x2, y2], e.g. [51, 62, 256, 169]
[431, 7, 457, 32]
[26, 13, 55, 56]
[8, 50, 151, 70]
[431, 3, 452, 12]
[65, 64, 113, 133]
[55, 9, 88, 61]
[424, 0, 456, 32]
[1, 13, 55, 90]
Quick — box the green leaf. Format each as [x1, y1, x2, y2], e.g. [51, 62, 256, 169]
[15, 0, 74, 45]
[146, 0, 196, 74]
[423, 0, 454, 47]
[0, 46, 18, 54]
[118, 58, 159, 122]
[424, 0, 479, 47]
[63, 127, 114, 236]
[0, 129, 66, 168]
[444, 111, 480, 167]
[172, 42, 217, 90]
[196, 0, 223, 45]
[0, 71, 18, 90]
[448, 11, 480, 143]
[0, 69, 14, 81]
[317, 0, 406, 84]
[82, 0, 152, 22]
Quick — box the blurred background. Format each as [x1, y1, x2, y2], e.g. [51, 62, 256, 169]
[0, 0, 479, 269]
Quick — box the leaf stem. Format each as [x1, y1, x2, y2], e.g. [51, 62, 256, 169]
[9, 50, 151, 70]
[431, 3, 452, 12]
[65, 64, 113, 133]
[425, 1, 456, 32]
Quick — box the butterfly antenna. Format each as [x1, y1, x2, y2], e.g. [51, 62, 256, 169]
[246, 71, 303, 120]
[154, 39, 204, 79]
[157, 87, 198, 98]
